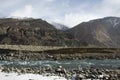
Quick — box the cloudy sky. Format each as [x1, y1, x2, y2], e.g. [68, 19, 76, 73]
[0, 0, 120, 27]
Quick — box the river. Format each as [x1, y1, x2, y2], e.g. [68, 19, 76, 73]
[0, 59, 120, 69]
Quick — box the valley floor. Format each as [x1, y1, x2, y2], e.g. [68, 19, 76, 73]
[0, 45, 120, 60]
[0, 45, 120, 79]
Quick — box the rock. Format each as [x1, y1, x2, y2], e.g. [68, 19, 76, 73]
[29, 79, 34, 80]
[77, 74, 85, 79]
[98, 74, 104, 79]
[56, 66, 62, 72]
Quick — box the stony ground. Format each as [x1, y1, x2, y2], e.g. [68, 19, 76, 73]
[0, 47, 120, 60]
[0, 65, 120, 80]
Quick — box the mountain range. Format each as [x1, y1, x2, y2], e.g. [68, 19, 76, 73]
[0, 17, 120, 47]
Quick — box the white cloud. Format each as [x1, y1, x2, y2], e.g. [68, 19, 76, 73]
[96, 0, 120, 16]
[53, 13, 101, 27]
[51, 0, 120, 27]
[9, 5, 33, 18]
[45, 0, 54, 2]
[0, 0, 23, 9]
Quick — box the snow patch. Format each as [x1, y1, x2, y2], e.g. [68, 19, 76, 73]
[52, 23, 69, 30]
[106, 18, 120, 27]
[0, 72, 67, 80]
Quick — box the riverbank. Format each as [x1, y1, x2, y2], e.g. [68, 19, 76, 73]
[0, 47, 120, 60]
[0, 65, 120, 80]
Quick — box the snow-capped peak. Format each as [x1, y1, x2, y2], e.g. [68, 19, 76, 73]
[52, 23, 69, 30]
[104, 17, 120, 27]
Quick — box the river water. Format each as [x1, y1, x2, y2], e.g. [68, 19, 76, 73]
[0, 59, 120, 69]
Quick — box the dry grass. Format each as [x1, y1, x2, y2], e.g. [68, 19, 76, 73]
[0, 45, 65, 51]
[0, 45, 120, 60]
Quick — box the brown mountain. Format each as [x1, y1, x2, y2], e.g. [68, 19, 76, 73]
[68, 17, 120, 47]
[0, 18, 72, 46]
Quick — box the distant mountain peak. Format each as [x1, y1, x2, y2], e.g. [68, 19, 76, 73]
[51, 22, 69, 30]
